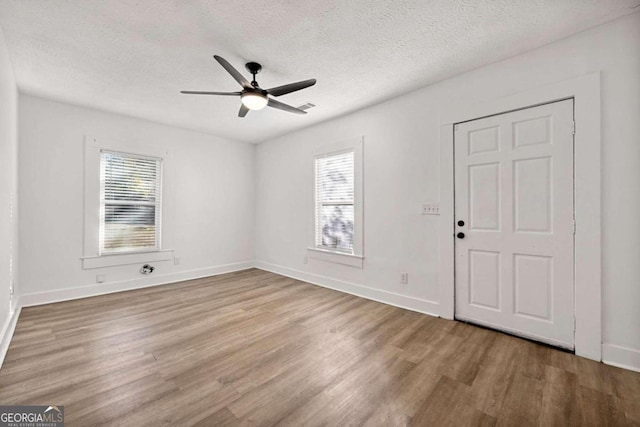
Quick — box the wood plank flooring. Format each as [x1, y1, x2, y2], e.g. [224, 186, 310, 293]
[1, 268, 638, 426]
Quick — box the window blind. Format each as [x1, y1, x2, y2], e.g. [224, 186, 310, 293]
[315, 150, 355, 253]
[99, 150, 162, 254]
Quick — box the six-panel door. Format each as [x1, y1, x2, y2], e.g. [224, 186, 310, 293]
[454, 99, 575, 349]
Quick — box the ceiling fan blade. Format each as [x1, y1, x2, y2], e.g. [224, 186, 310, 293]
[267, 98, 307, 114]
[180, 91, 241, 96]
[238, 104, 249, 118]
[267, 79, 317, 97]
[213, 55, 252, 90]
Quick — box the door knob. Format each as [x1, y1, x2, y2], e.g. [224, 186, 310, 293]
[457, 220, 465, 227]
[457, 232, 465, 239]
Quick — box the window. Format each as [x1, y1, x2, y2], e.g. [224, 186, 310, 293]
[99, 150, 162, 254]
[315, 150, 355, 253]
[309, 137, 363, 267]
[83, 137, 173, 269]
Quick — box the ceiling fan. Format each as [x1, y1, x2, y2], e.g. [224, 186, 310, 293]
[181, 55, 317, 118]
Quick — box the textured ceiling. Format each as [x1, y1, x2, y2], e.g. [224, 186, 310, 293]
[0, 1, 638, 143]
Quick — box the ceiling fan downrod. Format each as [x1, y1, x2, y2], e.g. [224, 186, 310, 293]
[245, 62, 262, 87]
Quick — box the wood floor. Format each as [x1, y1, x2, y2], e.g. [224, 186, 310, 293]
[0, 269, 638, 426]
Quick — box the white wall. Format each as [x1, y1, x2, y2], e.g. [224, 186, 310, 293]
[18, 95, 255, 299]
[0, 23, 18, 345]
[255, 13, 640, 365]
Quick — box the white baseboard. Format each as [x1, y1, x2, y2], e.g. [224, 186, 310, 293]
[602, 343, 640, 373]
[254, 260, 441, 317]
[20, 261, 254, 307]
[0, 299, 22, 369]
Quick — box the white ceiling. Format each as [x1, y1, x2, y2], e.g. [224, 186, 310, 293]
[0, 1, 638, 143]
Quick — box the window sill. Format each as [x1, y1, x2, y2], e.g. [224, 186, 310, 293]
[306, 247, 364, 268]
[82, 249, 174, 269]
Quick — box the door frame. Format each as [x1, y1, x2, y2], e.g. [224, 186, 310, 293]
[438, 72, 601, 361]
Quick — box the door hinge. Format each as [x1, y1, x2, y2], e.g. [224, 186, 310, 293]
[572, 220, 576, 234]
[572, 120, 576, 135]
[573, 316, 576, 331]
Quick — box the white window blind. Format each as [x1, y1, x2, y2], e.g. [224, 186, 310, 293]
[99, 150, 162, 254]
[315, 149, 355, 253]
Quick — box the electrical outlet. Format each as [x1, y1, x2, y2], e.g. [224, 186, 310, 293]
[174, 257, 181, 265]
[422, 203, 440, 215]
[400, 272, 408, 284]
[96, 274, 105, 283]
[303, 255, 308, 264]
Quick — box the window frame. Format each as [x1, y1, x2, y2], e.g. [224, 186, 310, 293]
[99, 149, 163, 255]
[83, 136, 174, 269]
[308, 137, 364, 268]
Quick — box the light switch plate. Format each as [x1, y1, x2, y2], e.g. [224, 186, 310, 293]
[422, 203, 440, 215]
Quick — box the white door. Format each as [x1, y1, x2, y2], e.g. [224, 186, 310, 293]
[454, 99, 575, 349]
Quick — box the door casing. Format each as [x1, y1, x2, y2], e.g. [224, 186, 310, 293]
[438, 72, 601, 361]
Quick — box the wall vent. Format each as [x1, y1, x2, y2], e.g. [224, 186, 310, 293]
[298, 103, 316, 111]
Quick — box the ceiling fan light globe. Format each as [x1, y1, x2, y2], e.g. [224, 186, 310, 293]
[241, 92, 268, 110]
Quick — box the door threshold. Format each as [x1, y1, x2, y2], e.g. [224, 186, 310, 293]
[454, 317, 575, 354]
